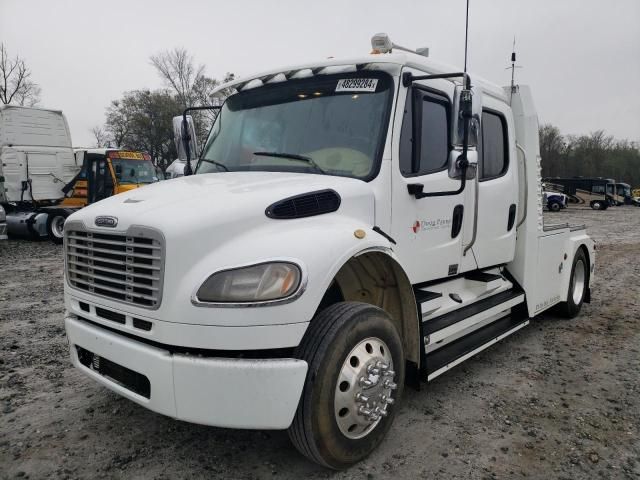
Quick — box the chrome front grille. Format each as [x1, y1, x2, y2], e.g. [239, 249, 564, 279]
[65, 222, 164, 309]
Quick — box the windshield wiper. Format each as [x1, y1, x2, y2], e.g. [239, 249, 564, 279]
[199, 158, 229, 172]
[253, 151, 326, 174]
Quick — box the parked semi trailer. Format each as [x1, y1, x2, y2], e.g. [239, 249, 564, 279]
[63, 34, 595, 469]
[0, 105, 158, 242]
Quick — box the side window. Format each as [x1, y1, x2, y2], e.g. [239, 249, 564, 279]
[592, 184, 605, 194]
[399, 89, 450, 176]
[478, 110, 508, 180]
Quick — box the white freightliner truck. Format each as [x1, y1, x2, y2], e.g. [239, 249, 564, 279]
[63, 34, 595, 469]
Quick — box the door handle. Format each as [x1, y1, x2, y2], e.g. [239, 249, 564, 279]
[507, 204, 517, 231]
[451, 204, 464, 238]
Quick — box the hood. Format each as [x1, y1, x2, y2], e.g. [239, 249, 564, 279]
[69, 172, 375, 233]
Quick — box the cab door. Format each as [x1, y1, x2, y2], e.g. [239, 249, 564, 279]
[469, 104, 519, 268]
[87, 155, 114, 204]
[390, 74, 477, 284]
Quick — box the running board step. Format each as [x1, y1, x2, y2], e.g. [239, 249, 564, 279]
[414, 289, 442, 303]
[426, 315, 529, 380]
[414, 289, 443, 316]
[464, 271, 503, 283]
[423, 289, 524, 336]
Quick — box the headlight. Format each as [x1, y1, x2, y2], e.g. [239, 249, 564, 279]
[195, 262, 303, 304]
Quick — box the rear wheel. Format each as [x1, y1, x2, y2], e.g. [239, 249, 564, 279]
[556, 248, 588, 318]
[46, 212, 68, 244]
[548, 201, 561, 212]
[288, 302, 404, 469]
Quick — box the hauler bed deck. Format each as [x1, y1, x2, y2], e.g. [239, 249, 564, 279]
[63, 34, 594, 469]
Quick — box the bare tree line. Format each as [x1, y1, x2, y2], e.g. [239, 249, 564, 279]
[3, 40, 638, 183]
[92, 48, 235, 170]
[0, 43, 41, 107]
[540, 124, 640, 188]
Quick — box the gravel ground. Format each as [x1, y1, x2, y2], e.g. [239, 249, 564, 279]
[1, 206, 639, 479]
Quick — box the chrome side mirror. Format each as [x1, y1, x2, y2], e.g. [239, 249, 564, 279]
[452, 85, 482, 148]
[172, 115, 198, 163]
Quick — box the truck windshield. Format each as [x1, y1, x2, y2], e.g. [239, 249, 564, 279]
[112, 159, 159, 184]
[197, 72, 393, 180]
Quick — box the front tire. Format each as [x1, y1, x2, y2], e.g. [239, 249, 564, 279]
[556, 248, 588, 318]
[46, 212, 68, 244]
[288, 302, 405, 469]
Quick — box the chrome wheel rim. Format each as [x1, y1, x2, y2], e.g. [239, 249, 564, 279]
[51, 216, 65, 238]
[593, 202, 601, 209]
[572, 259, 586, 305]
[334, 337, 396, 440]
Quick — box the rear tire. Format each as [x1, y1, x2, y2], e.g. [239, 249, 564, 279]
[548, 201, 561, 212]
[556, 248, 588, 318]
[46, 212, 68, 244]
[288, 302, 404, 469]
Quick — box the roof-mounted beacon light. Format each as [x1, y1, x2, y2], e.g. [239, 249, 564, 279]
[370, 33, 429, 57]
[371, 33, 393, 53]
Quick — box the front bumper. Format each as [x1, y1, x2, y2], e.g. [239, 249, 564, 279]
[65, 315, 308, 429]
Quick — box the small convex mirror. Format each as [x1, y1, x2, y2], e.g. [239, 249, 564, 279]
[448, 150, 478, 180]
[172, 115, 199, 162]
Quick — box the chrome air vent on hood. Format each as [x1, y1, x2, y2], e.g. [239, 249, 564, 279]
[265, 189, 341, 219]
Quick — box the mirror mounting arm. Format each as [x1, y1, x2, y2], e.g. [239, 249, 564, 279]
[181, 106, 222, 176]
[403, 71, 473, 199]
[402, 71, 471, 89]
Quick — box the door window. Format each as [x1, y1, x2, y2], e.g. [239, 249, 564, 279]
[400, 89, 450, 176]
[478, 111, 508, 180]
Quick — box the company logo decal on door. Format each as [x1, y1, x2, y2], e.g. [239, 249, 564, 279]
[410, 217, 452, 234]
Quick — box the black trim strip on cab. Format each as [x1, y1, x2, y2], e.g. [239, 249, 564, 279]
[71, 315, 295, 359]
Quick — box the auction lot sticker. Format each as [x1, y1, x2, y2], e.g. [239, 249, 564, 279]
[336, 78, 378, 92]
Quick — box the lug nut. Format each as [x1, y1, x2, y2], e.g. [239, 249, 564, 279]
[384, 396, 395, 405]
[359, 377, 374, 387]
[355, 393, 369, 403]
[375, 406, 388, 417]
[376, 361, 389, 370]
[367, 365, 380, 375]
[383, 369, 395, 377]
[384, 380, 398, 390]
[358, 406, 372, 417]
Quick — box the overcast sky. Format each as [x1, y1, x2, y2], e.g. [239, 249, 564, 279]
[1, 0, 639, 146]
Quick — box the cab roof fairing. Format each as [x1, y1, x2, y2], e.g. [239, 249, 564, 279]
[209, 52, 509, 103]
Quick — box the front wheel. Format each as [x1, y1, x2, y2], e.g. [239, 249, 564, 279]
[46, 212, 68, 244]
[288, 302, 405, 469]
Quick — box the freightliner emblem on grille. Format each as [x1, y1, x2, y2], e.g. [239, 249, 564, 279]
[95, 216, 118, 228]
